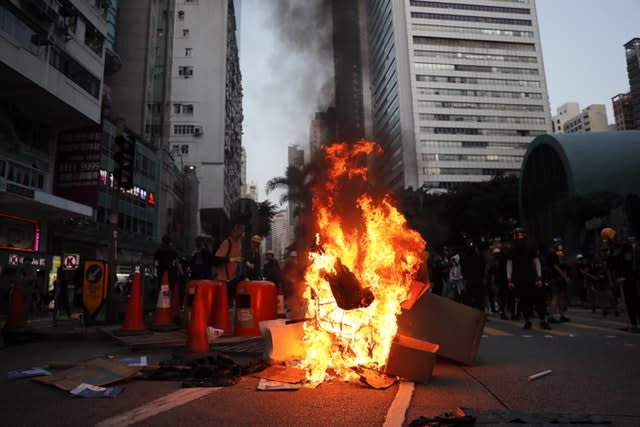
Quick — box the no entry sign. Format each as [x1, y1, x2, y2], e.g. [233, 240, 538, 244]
[63, 253, 80, 270]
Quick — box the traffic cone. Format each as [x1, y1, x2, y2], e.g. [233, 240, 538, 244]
[3, 285, 26, 330]
[212, 281, 232, 336]
[171, 282, 182, 326]
[115, 272, 149, 336]
[151, 272, 179, 331]
[276, 283, 286, 319]
[186, 283, 209, 353]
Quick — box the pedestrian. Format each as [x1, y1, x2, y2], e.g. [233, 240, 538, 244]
[547, 237, 571, 323]
[461, 238, 486, 310]
[434, 247, 452, 296]
[190, 237, 213, 280]
[244, 234, 263, 280]
[214, 221, 245, 306]
[506, 227, 551, 330]
[153, 235, 183, 292]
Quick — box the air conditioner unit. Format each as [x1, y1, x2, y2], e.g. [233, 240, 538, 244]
[193, 127, 203, 137]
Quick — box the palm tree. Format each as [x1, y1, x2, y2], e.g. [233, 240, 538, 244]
[256, 199, 278, 238]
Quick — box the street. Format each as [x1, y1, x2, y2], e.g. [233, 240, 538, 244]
[1, 307, 639, 427]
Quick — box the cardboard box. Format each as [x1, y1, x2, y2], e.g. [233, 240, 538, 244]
[396, 292, 486, 365]
[385, 334, 438, 383]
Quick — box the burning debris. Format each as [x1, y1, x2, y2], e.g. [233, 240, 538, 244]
[297, 140, 428, 384]
[322, 257, 374, 310]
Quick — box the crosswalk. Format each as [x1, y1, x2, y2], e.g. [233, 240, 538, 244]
[482, 309, 640, 338]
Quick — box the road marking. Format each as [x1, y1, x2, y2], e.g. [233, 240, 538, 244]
[95, 387, 219, 427]
[566, 321, 638, 337]
[530, 326, 575, 337]
[483, 326, 513, 336]
[383, 381, 414, 427]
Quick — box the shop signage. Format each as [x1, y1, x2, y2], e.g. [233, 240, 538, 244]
[63, 253, 80, 270]
[83, 260, 109, 316]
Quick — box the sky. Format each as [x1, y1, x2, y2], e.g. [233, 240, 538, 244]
[239, 0, 640, 205]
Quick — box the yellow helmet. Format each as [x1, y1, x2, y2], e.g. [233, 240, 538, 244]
[600, 227, 616, 241]
[251, 234, 262, 244]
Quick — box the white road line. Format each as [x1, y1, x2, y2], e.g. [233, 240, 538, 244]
[383, 381, 415, 427]
[95, 387, 219, 427]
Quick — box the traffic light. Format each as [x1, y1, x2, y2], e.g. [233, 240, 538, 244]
[113, 133, 135, 190]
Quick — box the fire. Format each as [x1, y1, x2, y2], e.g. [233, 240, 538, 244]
[301, 140, 426, 384]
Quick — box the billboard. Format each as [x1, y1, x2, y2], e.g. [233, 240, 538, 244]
[0, 213, 39, 252]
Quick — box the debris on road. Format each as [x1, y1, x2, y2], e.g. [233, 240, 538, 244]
[256, 379, 300, 391]
[118, 356, 148, 366]
[254, 364, 306, 384]
[527, 369, 552, 381]
[69, 383, 125, 398]
[35, 357, 139, 391]
[5, 367, 52, 380]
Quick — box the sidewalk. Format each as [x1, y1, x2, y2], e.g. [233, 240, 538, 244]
[1, 310, 107, 343]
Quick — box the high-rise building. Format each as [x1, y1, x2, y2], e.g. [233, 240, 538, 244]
[309, 107, 336, 159]
[270, 209, 290, 261]
[624, 38, 640, 129]
[331, 0, 372, 142]
[551, 102, 580, 133]
[563, 104, 608, 133]
[365, 0, 552, 192]
[612, 92, 634, 130]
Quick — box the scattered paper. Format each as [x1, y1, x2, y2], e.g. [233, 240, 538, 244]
[257, 378, 300, 391]
[69, 383, 125, 398]
[6, 368, 52, 380]
[118, 356, 148, 366]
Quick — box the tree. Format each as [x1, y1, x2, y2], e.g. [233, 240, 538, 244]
[256, 199, 278, 238]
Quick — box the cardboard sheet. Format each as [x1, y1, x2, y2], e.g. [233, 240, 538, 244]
[35, 358, 140, 391]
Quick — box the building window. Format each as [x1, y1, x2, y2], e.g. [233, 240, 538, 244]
[173, 103, 195, 115]
[178, 66, 193, 77]
[181, 145, 189, 155]
[178, 10, 185, 20]
[171, 145, 180, 155]
[183, 29, 190, 37]
[84, 20, 105, 56]
[185, 47, 192, 56]
[173, 124, 195, 135]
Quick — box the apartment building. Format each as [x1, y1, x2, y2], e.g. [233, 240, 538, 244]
[563, 104, 608, 133]
[551, 102, 579, 133]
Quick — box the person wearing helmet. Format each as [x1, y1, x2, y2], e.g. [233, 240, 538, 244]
[214, 222, 245, 305]
[546, 237, 571, 323]
[243, 234, 263, 280]
[262, 249, 281, 285]
[506, 227, 551, 330]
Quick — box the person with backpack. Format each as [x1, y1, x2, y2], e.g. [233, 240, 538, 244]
[214, 222, 245, 305]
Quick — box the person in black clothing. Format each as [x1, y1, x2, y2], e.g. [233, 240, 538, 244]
[547, 238, 571, 323]
[52, 267, 71, 325]
[153, 235, 182, 289]
[190, 237, 213, 280]
[506, 227, 551, 330]
[244, 234, 263, 280]
[262, 249, 281, 285]
[461, 238, 486, 310]
[614, 236, 640, 332]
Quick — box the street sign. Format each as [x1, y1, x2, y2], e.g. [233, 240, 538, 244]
[8, 254, 19, 265]
[83, 260, 108, 316]
[63, 253, 80, 270]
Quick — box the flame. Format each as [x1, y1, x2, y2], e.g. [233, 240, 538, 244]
[301, 140, 426, 384]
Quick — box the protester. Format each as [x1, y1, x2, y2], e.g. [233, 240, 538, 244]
[153, 235, 183, 290]
[506, 227, 551, 330]
[547, 237, 571, 323]
[52, 267, 71, 326]
[461, 238, 486, 310]
[447, 254, 464, 302]
[18, 256, 37, 318]
[244, 234, 263, 280]
[190, 237, 213, 280]
[613, 236, 639, 332]
[262, 249, 281, 285]
[214, 222, 245, 305]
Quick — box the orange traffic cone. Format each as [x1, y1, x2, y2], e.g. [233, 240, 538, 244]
[276, 283, 286, 319]
[151, 272, 179, 331]
[115, 272, 149, 336]
[212, 281, 232, 336]
[4, 285, 26, 330]
[171, 282, 182, 325]
[186, 283, 209, 353]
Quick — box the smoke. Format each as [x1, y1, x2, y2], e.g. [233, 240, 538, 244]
[265, 0, 335, 114]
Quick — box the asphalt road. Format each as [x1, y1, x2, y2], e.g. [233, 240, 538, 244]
[1, 308, 639, 426]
